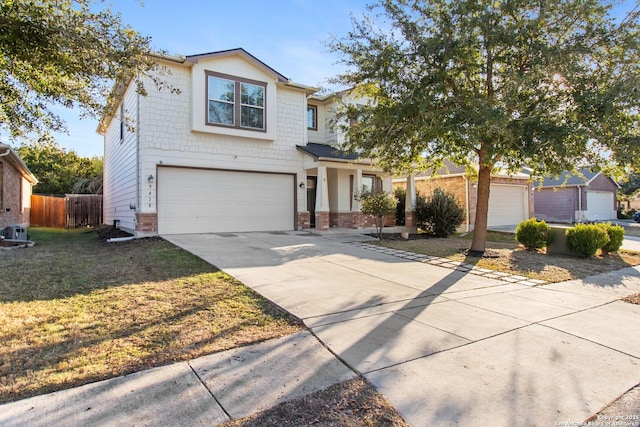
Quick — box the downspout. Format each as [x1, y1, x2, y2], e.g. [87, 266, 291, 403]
[577, 185, 581, 222]
[0, 147, 11, 157]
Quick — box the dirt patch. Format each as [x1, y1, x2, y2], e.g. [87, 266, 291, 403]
[222, 377, 409, 427]
[375, 234, 640, 283]
[0, 240, 28, 247]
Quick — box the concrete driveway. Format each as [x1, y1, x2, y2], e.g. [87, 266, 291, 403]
[166, 232, 640, 426]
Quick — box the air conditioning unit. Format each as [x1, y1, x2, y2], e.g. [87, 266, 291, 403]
[0, 225, 27, 240]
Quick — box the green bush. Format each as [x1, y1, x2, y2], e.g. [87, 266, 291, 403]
[415, 188, 464, 237]
[515, 218, 553, 250]
[393, 187, 406, 226]
[566, 223, 610, 258]
[599, 222, 624, 253]
[617, 209, 632, 220]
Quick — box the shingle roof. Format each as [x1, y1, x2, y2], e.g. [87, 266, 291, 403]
[541, 168, 601, 187]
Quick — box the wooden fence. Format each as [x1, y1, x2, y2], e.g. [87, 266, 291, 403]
[31, 194, 103, 228]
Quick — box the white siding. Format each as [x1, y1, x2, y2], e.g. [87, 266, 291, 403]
[102, 84, 139, 232]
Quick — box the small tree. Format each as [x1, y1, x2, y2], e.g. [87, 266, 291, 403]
[359, 192, 398, 238]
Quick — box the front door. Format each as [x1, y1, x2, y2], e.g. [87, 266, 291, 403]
[307, 176, 317, 227]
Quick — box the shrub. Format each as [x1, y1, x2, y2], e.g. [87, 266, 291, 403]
[415, 188, 464, 238]
[566, 223, 610, 258]
[515, 218, 553, 250]
[617, 209, 631, 220]
[599, 222, 624, 254]
[359, 191, 398, 238]
[393, 187, 406, 226]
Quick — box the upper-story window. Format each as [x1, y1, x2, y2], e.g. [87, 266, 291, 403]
[206, 71, 266, 131]
[307, 105, 317, 130]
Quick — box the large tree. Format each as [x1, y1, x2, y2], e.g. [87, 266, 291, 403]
[330, 0, 640, 254]
[0, 0, 172, 140]
[17, 137, 103, 194]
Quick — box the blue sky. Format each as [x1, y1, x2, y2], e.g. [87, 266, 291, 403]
[47, 0, 636, 158]
[51, 0, 371, 158]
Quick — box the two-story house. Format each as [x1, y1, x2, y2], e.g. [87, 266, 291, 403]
[99, 48, 392, 236]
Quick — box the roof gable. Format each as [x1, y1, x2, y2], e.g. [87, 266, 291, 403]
[186, 48, 289, 83]
[0, 144, 38, 185]
[541, 168, 605, 187]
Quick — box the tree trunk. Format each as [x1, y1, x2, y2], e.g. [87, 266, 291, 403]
[470, 156, 493, 255]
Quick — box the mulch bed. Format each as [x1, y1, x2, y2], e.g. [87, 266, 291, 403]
[94, 226, 134, 241]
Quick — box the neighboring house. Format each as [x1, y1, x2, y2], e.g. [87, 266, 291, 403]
[99, 48, 392, 236]
[394, 161, 534, 231]
[619, 192, 640, 212]
[533, 168, 619, 223]
[0, 143, 38, 229]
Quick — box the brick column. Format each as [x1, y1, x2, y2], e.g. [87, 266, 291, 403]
[297, 212, 311, 230]
[136, 212, 158, 232]
[315, 211, 329, 231]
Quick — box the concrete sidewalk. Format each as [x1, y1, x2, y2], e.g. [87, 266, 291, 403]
[0, 331, 355, 427]
[2, 232, 640, 426]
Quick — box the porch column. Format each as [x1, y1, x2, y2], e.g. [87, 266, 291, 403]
[353, 169, 363, 212]
[315, 165, 330, 230]
[382, 176, 393, 193]
[405, 174, 417, 227]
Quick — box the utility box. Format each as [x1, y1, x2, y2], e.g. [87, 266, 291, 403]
[0, 225, 27, 240]
[547, 225, 571, 255]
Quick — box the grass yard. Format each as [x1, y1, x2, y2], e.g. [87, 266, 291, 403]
[0, 227, 301, 403]
[376, 231, 640, 283]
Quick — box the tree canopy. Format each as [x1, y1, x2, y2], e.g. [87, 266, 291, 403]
[17, 138, 103, 195]
[0, 0, 171, 140]
[329, 0, 640, 252]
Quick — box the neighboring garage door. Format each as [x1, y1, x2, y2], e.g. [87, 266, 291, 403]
[586, 191, 614, 221]
[158, 167, 295, 234]
[488, 184, 528, 227]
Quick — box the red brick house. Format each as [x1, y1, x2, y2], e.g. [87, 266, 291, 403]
[0, 143, 38, 229]
[394, 161, 534, 231]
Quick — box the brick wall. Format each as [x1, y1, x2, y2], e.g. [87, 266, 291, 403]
[0, 160, 28, 228]
[136, 212, 158, 232]
[297, 211, 310, 229]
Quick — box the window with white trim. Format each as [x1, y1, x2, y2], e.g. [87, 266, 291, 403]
[206, 71, 266, 131]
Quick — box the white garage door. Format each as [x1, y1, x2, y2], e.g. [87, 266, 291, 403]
[488, 184, 528, 227]
[158, 167, 294, 234]
[586, 191, 614, 221]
